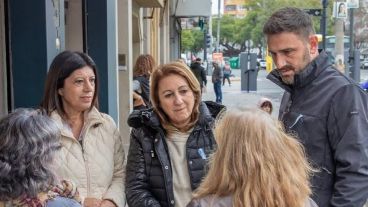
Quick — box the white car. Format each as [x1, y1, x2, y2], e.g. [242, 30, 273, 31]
[258, 59, 266, 69]
[361, 59, 368, 69]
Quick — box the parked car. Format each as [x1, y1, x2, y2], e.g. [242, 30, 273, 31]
[361, 59, 368, 69]
[257, 59, 266, 69]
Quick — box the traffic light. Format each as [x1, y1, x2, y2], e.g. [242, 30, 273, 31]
[206, 33, 211, 48]
[198, 19, 204, 31]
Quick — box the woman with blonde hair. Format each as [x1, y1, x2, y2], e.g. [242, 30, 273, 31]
[126, 62, 225, 207]
[187, 108, 317, 207]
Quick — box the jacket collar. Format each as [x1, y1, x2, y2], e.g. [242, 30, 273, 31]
[51, 107, 103, 138]
[267, 51, 331, 92]
[127, 101, 218, 130]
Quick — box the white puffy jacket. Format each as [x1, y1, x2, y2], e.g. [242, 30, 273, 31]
[52, 107, 126, 207]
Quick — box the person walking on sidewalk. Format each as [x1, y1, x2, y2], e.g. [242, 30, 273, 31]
[190, 58, 207, 93]
[212, 61, 223, 103]
[222, 61, 231, 86]
[133, 54, 156, 109]
[264, 7, 368, 207]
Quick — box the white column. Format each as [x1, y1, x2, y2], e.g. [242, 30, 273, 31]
[118, 0, 133, 147]
[0, 0, 7, 116]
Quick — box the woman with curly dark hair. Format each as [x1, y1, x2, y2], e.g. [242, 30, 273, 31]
[0, 108, 81, 207]
[132, 54, 156, 108]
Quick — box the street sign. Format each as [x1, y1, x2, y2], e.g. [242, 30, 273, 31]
[212, 52, 223, 63]
[304, 9, 322, 16]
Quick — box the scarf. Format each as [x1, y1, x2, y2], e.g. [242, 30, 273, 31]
[5, 180, 81, 207]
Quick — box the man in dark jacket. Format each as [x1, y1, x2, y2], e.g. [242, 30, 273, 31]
[190, 58, 207, 92]
[264, 7, 368, 207]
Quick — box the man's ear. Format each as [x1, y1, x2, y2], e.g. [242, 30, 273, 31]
[58, 88, 64, 96]
[309, 35, 319, 54]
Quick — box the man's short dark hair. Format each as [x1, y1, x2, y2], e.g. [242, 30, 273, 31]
[263, 7, 315, 40]
[196, 58, 202, 62]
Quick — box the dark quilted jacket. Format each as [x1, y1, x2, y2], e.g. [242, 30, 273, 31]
[126, 102, 224, 207]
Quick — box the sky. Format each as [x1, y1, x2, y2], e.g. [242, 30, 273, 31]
[211, 0, 223, 15]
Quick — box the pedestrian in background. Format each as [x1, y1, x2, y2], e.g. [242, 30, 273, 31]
[133, 54, 156, 109]
[0, 108, 81, 207]
[40, 51, 126, 207]
[126, 62, 223, 207]
[187, 108, 317, 207]
[264, 7, 368, 207]
[257, 97, 273, 115]
[212, 61, 223, 104]
[190, 58, 207, 93]
[222, 61, 231, 86]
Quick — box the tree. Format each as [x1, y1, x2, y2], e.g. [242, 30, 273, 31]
[181, 30, 195, 53]
[212, 15, 245, 56]
[213, 0, 335, 57]
[181, 29, 204, 54]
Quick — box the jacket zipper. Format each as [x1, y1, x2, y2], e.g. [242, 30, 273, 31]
[62, 123, 93, 197]
[155, 132, 174, 206]
[81, 125, 92, 197]
[289, 114, 304, 129]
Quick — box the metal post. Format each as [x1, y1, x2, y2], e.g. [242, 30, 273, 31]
[321, 0, 328, 50]
[216, 0, 220, 52]
[247, 47, 250, 93]
[203, 29, 207, 61]
[349, 8, 355, 73]
[209, 12, 213, 54]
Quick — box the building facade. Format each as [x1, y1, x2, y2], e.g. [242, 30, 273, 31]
[223, 0, 247, 18]
[0, 0, 209, 147]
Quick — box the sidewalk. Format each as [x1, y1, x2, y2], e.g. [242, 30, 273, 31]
[202, 70, 284, 117]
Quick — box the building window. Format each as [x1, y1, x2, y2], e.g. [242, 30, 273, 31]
[225, 5, 236, 11]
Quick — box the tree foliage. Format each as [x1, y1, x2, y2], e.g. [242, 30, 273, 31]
[212, 0, 335, 56]
[181, 29, 204, 53]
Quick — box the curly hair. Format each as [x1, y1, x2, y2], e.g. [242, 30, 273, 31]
[133, 54, 156, 78]
[0, 108, 62, 201]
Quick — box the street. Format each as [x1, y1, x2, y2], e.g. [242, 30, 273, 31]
[202, 68, 368, 117]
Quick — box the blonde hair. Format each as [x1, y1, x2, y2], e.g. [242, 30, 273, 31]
[193, 108, 313, 207]
[150, 62, 201, 131]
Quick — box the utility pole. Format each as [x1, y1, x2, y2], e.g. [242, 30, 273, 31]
[335, 17, 345, 73]
[209, 12, 213, 55]
[216, 0, 220, 52]
[321, 0, 328, 50]
[348, 8, 355, 71]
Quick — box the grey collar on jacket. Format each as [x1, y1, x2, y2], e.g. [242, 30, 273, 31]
[267, 51, 332, 93]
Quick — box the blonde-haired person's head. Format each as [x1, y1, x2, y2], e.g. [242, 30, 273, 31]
[150, 61, 201, 131]
[193, 108, 313, 207]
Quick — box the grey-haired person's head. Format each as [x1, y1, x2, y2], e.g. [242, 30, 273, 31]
[263, 7, 315, 41]
[0, 108, 62, 201]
